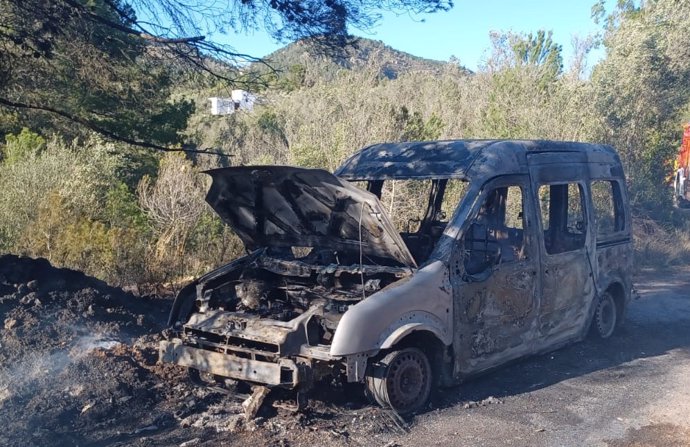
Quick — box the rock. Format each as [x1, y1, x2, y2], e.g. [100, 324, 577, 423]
[253, 416, 265, 427]
[80, 402, 94, 414]
[180, 439, 201, 447]
[16, 283, 28, 296]
[26, 280, 39, 292]
[4, 318, 17, 330]
[226, 414, 244, 433]
[464, 397, 502, 408]
[19, 292, 39, 305]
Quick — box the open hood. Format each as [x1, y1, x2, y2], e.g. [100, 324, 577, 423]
[205, 166, 417, 268]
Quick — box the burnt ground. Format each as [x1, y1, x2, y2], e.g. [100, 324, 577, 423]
[1, 255, 689, 447]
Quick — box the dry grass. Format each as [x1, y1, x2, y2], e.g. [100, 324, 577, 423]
[634, 217, 690, 267]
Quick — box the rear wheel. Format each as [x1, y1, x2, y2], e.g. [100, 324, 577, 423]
[365, 347, 432, 414]
[591, 291, 617, 339]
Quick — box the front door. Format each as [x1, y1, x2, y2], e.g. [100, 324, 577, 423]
[452, 175, 540, 376]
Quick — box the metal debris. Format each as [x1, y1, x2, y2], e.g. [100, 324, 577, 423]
[242, 386, 270, 420]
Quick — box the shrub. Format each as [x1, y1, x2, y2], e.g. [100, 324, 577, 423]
[2, 128, 46, 165]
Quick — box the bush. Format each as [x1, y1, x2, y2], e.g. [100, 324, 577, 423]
[2, 128, 46, 165]
[0, 136, 153, 284]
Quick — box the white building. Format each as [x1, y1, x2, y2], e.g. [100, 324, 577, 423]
[209, 90, 257, 115]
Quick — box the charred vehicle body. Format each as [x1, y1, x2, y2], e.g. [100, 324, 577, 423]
[160, 140, 633, 414]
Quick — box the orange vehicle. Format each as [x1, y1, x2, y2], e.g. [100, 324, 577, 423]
[673, 123, 690, 207]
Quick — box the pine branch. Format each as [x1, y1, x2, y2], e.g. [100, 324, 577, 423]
[0, 97, 231, 157]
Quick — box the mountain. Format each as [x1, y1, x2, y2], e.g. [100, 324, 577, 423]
[254, 38, 468, 84]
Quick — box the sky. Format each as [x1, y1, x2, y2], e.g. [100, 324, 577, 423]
[217, 0, 617, 72]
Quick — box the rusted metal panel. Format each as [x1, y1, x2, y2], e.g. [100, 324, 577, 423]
[448, 175, 541, 376]
[537, 251, 593, 341]
[160, 340, 298, 386]
[204, 166, 416, 267]
[336, 140, 619, 181]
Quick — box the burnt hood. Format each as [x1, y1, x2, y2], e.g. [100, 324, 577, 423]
[205, 166, 417, 268]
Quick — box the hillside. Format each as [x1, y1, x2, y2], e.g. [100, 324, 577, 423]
[255, 37, 467, 82]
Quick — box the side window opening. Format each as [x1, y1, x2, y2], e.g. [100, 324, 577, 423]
[591, 180, 626, 237]
[538, 183, 586, 255]
[463, 185, 526, 276]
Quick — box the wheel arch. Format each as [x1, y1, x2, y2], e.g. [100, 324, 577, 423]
[603, 281, 626, 328]
[583, 278, 628, 338]
[379, 328, 453, 388]
[379, 322, 448, 350]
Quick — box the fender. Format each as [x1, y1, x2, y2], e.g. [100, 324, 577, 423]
[330, 260, 453, 357]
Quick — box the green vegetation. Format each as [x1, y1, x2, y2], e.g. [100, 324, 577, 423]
[1, 0, 689, 284]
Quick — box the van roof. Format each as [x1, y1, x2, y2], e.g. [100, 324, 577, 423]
[334, 139, 619, 180]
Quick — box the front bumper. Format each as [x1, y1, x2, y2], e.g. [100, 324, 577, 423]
[160, 340, 301, 387]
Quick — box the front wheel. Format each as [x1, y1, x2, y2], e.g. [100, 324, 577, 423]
[365, 347, 432, 415]
[591, 292, 617, 339]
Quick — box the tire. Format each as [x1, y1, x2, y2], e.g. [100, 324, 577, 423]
[591, 291, 617, 339]
[365, 347, 432, 415]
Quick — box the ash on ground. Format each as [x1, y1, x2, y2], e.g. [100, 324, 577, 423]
[0, 255, 400, 447]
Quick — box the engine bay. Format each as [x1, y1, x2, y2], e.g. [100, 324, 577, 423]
[182, 249, 412, 352]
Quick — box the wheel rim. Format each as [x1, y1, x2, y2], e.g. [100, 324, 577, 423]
[385, 350, 430, 412]
[596, 294, 616, 338]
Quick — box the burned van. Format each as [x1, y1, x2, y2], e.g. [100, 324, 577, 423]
[160, 140, 633, 414]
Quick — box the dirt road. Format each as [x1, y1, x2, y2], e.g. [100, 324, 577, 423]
[391, 268, 690, 447]
[1, 257, 689, 446]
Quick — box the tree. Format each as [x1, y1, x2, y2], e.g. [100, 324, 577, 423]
[0, 0, 195, 151]
[511, 30, 563, 77]
[478, 30, 567, 139]
[590, 0, 690, 214]
[483, 30, 562, 79]
[0, 0, 452, 152]
[137, 152, 207, 277]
